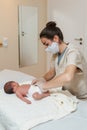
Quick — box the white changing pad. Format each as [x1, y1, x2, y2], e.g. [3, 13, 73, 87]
[0, 69, 35, 89]
[31, 100, 87, 130]
[0, 69, 78, 130]
[0, 88, 78, 130]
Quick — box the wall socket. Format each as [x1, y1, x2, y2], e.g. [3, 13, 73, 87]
[3, 37, 8, 47]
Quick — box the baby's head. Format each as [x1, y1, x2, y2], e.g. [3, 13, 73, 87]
[4, 81, 19, 94]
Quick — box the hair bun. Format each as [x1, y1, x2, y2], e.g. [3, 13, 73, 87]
[46, 21, 56, 28]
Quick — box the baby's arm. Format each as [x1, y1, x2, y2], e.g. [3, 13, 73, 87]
[32, 91, 50, 100]
[16, 92, 31, 104]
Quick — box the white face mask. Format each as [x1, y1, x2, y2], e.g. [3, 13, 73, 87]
[45, 42, 59, 54]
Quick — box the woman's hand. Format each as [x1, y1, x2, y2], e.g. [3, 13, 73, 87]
[31, 78, 46, 86]
[31, 78, 48, 92]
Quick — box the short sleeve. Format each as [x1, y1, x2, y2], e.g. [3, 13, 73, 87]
[66, 49, 83, 71]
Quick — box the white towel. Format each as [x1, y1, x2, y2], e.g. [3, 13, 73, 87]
[0, 82, 78, 130]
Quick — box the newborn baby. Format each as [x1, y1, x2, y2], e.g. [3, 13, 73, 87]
[4, 81, 50, 104]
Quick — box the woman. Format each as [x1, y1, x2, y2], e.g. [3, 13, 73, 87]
[32, 21, 87, 99]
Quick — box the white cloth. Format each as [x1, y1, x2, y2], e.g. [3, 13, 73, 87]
[0, 69, 35, 89]
[0, 86, 78, 130]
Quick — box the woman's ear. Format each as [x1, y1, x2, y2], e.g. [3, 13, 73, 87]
[53, 35, 59, 42]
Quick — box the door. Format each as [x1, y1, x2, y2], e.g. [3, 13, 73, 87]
[47, 0, 87, 68]
[18, 6, 38, 67]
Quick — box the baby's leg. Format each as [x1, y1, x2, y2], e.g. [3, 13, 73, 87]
[32, 91, 50, 100]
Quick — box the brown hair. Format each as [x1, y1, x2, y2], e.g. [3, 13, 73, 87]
[4, 81, 15, 94]
[40, 21, 64, 41]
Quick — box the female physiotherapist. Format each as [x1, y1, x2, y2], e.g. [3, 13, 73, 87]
[32, 21, 87, 99]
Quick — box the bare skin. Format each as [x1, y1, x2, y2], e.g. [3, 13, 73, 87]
[11, 82, 50, 104]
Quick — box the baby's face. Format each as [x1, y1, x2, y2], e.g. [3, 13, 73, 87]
[12, 82, 19, 87]
[11, 82, 19, 92]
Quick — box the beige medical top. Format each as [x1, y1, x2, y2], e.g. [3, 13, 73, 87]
[50, 43, 87, 99]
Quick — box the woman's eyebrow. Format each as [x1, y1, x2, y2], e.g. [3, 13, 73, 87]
[43, 43, 49, 46]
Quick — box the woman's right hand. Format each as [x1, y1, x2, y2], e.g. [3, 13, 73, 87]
[31, 78, 46, 86]
[31, 78, 39, 85]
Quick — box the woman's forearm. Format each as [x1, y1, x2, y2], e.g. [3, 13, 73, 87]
[43, 68, 56, 81]
[43, 65, 77, 90]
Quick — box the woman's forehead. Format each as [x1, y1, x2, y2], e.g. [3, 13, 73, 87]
[41, 37, 52, 43]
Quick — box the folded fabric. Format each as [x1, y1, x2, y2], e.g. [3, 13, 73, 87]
[0, 82, 78, 130]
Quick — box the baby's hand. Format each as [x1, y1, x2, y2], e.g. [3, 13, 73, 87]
[26, 99, 32, 104]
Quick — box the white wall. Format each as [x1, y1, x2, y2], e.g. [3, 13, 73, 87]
[0, 0, 47, 77]
[47, 0, 87, 69]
